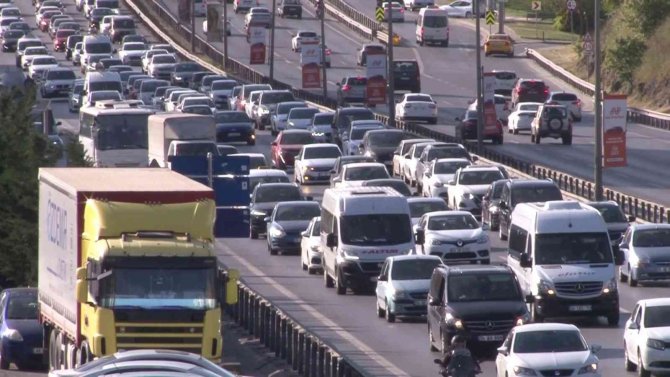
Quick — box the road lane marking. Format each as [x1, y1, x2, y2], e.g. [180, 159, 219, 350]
[216, 240, 411, 377]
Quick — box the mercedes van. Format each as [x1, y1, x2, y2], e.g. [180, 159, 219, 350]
[416, 7, 449, 47]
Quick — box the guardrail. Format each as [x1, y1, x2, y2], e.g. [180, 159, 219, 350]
[225, 283, 366, 377]
[124, 0, 667, 225]
[525, 48, 670, 131]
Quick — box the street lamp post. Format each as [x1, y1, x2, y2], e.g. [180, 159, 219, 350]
[191, 0, 196, 52]
[223, 0, 228, 69]
[475, 0, 484, 151]
[269, 0, 276, 82]
[387, 7, 395, 128]
[594, 0, 603, 200]
[320, 0, 327, 99]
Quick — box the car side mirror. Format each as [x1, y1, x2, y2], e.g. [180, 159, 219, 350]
[614, 248, 625, 266]
[301, 230, 308, 237]
[628, 215, 636, 222]
[378, 274, 387, 281]
[497, 346, 509, 356]
[590, 345, 602, 354]
[520, 253, 532, 268]
[524, 294, 535, 304]
[448, 180, 455, 185]
[264, 216, 271, 222]
[415, 229, 425, 245]
[326, 233, 337, 248]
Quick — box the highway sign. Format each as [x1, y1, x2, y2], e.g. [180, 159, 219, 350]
[583, 32, 593, 54]
[531, 1, 541, 11]
[485, 10, 496, 25]
[375, 7, 384, 22]
[567, 0, 576, 11]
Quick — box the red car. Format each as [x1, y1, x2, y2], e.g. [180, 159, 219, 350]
[53, 29, 76, 52]
[39, 11, 61, 32]
[270, 129, 314, 169]
[455, 109, 504, 144]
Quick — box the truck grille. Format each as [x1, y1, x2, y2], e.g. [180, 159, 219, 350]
[116, 323, 203, 352]
[554, 281, 602, 296]
[463, 319, 514, 334]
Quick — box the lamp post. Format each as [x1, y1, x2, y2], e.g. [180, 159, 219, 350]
[191, 0, 195, 52]
[223, 0, 228, 69]
[475, 0, 483, 151]
[387, 5, 395, 128]
[320, 0, 327, 98]
[593, 0, 603, 200]
[269, 0, 276, 82]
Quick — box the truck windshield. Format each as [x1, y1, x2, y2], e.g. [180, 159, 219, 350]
[535, 233, 612, 264]
[101, 267, 216, 310]
[95, 114, 148, 150]
[340, 214, 411, 246]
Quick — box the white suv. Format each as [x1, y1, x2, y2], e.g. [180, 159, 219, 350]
[624, 298, 670, 377]
[531, 104, 572, 145]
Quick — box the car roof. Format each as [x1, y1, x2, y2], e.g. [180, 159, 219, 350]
[275, 201, 319, 208]
[344, 162, 386, 169]
[515, 323, 580, 333]
[460, 165, 500, 172]
[640, 298, 670, 307]
[407, 197, 447, 204]
[256, 182, 298, 189]
[630, 223, 670, 231]
[248, 169, 287, 177]
[281, 129, 311, 134]
[434, 158, 470, 164]
[442, 264, 512, 275]
[508, 179, 555, 187]
[302, 143, 339, 149]
[425, 210, 473, 218]
[389, 255, 443, 262]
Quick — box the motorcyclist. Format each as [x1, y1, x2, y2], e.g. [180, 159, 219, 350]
[438, 335, 481, 377]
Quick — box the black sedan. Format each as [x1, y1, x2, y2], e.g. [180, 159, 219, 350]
[214, 111, 256, 146]
[266, 201, 321, 255]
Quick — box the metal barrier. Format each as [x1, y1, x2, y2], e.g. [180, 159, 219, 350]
[526, 49, 670, 132]
[227, 283, 368, 377]
[124, 0, 667, 226]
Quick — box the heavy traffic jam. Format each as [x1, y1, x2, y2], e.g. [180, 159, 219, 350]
[2, 0, 669, 376]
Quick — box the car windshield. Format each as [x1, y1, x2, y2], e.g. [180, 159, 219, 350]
[140, 80, 167, 93]
[6, 295, 38, 320]
[92, 8, 114, 16]
[423, 15, 447, 27]
[303, 147, 340, 159]
[369, 131, 405, 147]
[215, 112, 251, 123]
[535, 233, 613, 264]
[448, 273, 521, 302]
[290, 108, 319, 119]
[494, 71, 516, 80]
[552, 93, 578, 101]
[409, 201, 448, 218]
[313, 114, 334, 125]
[56, 30, 74, 38]
[255, 186, 301, 203]
[275, 205, 321, 221]
[513, 330, 587, 353]
[428, 147, 469, 160]
[281, 132, 313, 144]
[544, 107, 567, 118]
[176, 143, 217, 156]
[340, 214, 412, 246]
[183, 106, 212, 115]
[590, 204, 627, 223]
[391, 259, 441, 280]
[518, 103, 540, 112]
[340, 110, 375, 127]
[115, 19, 135, 28]
[351, 127, 380, 140]
[365, 181, 411, 196]
[633, 229, 670, 247]
[511, 186, 562, 206]
[427, 214, 479, 230]
[175, 63, 202, 72]
[152, 55, 175, 64]
[298, 32, 317, 38]
[644, 306, 670, 328]
[124, 43, 145, 50]
[3, 30, 22, 38]
[91, 91, 121, 101]
[434, 161, 470, 174]
[277, 103, 304, 115]
[345, 166, 388, 180]
[34, 57, 57, 65]
[212, 81, 237, 90]
[85, 42, 112, 54]
[458, 170, 504, 185]
[47, 70, 75, 80]
[26, 47, 48, 55]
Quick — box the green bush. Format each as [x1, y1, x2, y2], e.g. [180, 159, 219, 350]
[604, 36, 647, 89]
[624, 0, 670, 37]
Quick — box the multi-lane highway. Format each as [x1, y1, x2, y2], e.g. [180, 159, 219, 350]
[9, 0, 668, 376]
[157, 0, 670, 209]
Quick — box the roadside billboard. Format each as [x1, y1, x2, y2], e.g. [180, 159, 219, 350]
[482, 72, 498, 134]
[602, 94, 627, 168]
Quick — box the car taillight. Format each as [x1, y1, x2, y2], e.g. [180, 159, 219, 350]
[326, 49, 331, 55]
[428, 104, 436, 109]
[573, 99, 582, 107]
[342, 84, 351, 91]
[543, 88, 549, 95]
[420, 27, 424, 36]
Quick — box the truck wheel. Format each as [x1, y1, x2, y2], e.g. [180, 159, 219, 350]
[268, 244, 278, 255]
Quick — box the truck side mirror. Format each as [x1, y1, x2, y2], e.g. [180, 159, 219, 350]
[75, 279, 88, 304]
[415, 229, 425, 245]
[520, 253, 532, 268]
[326, 233, 337, 248]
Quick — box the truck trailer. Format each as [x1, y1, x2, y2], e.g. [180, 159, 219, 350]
[38, 168, 237, 370]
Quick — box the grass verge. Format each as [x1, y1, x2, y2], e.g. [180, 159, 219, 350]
[506, 19, 575, 42]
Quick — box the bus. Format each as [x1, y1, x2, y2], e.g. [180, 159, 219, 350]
[79, 100, 155, 167]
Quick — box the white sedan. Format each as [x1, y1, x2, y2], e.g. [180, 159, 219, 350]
[440, 0, 476, 18]
[291, 30, 319, 52]
[28, 55, 59, 79]
[395, 93, 438, 124]
[421, 158, 471, 198]
[117, 42, 147, 66]
[496, 323, 601, 377]
[300, 216, 323, 274]
[294, 143, 342, 184]
[507, 102, 542, 134]
[624, 298, 670, 377]
[333, 162, 390, 188]
[407, 197, 448, 226]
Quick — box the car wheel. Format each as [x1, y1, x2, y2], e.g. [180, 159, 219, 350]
[268, 243, 278, 255]
[619, 266, 628, 282]
[376, 299, 385, 318]
[429, 324, 439, 351]
[607, 311, 619, 327]
[531, 302, 543, 323]
[513, 129, 519, 135]
[440, 332, 450, 355]
[335, 268, 346, 295]
[250, 228, 258, 239]
[324, 268, 334, 288]
[629, 270, 638, 287]
[385, 300, 396, 322]
[301, 254, 307, 271]
[465, 11, 472, 18]
[534, 132, 541, 144]
[638, 350, 651, 377]
[499, 224, 508, 241]
[624, 343, 636, 372]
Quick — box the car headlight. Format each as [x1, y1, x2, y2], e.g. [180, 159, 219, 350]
[2, 328, 23, 342]
[340, 248, 359, 260]
[577, 363, 598, 374]
[251, 210, 267, 217]
[173, 75, 183, 80]
[269, 226, 285, 238]
[603, 278, 617, 294]
[631, 255, 651, 268]
[647, 338, 665, 350]
[477, 234, 489, 244]
[431, 239, 445, 246]
[512, 366, 536, 376]
[537, 279, 555, 296]
[445, 312, 463, 329]
[391, 289, 409, 300]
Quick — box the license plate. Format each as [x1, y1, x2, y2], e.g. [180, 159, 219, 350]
[33, 348, 44, 355]
[228, 132, 240, 137]
[568, 305, 592, 312]
[477, 335, 503, 342]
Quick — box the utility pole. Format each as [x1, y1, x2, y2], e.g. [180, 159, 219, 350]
[498, 0, 505, 34]
[223, 0, 228, 70]
[319, 0, 327, 99]
[190, 0, 195, 52]
[269, 0, 276, 82]
[594, 0, 603, 200]
[387, 6, 395, 128]
[475, 0, 483, 151]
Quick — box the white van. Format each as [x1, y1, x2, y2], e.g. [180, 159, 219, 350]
[506, 200, 624, 326]
[416, 7, 449, 46]
[81, 35, 114, 68]
[84, 71, 122, 96]
[320, 186, 415, 295]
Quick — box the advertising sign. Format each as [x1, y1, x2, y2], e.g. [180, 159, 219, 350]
[206, 2, 223, 42]
[602, 94, 627, 168]
[248, 26, 267, 45]
[300, 41, 320, 66]
[366, 76, 387, 105]
[482, 72, 498, 133]
[302, 63, 321, 89]
[250, 43, 266, 65]
[366, 52, 387, 79]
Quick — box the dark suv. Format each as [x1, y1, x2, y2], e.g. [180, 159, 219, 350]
[393, 60, 420, 93]
[427, 265, 529, 353]
[498, 179, 563, 240]
[331, 107, 375, 147]
[277, 0, 302, 18]
[249, 183, 303, 239]
[511, 79, 549, 107]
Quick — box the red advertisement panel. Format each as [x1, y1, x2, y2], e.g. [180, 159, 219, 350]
[302, 63, 321, 89]
[250, 43, 265, 65]
[602, 94, 627, 168]
[366, 76, 386, 105]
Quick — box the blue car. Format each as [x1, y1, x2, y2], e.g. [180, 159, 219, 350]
[266, 201, 321, 255]
[0, 288, 44, 370]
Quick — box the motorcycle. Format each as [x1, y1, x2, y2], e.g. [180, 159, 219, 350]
[434, 355, 481, 377]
